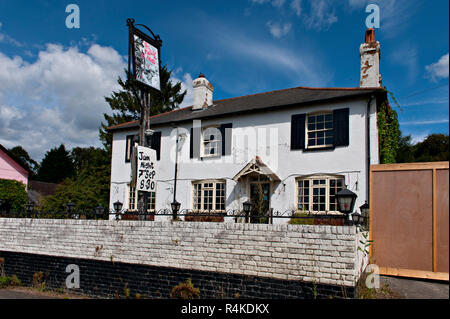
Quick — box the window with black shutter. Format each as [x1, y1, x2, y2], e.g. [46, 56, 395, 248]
[190, 123, 232, 158]
[306, 112, 334, 149]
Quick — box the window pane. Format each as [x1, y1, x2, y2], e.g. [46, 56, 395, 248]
[317, 115, 324, 123]
[317, 137, 324, 145]
[325, 121, 333, 129]
[316, 122, 324, 130]
[325, 114, 332, 122]
[308, 116, 316, 124]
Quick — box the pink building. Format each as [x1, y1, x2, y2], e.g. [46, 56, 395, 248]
[0, 144, 29, 188]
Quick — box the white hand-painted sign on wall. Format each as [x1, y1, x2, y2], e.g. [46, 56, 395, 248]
[136, 146, 157, 192]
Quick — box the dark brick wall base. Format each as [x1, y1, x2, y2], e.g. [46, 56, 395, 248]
[0, 251, 355, 299]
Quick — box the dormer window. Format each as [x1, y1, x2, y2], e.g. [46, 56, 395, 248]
[202, 126, 222, 157]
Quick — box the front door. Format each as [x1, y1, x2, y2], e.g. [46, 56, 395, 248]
[249, 181, 270, 224]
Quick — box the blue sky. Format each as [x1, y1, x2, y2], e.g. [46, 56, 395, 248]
[0, 0, 448, 160]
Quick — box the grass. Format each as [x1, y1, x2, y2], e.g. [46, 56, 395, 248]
[356, 272, 402, 299]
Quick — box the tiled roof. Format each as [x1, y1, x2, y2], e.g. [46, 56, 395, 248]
[107, 86, 386, 131]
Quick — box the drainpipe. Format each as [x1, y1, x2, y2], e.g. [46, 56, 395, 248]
[366, 95, 375, 205]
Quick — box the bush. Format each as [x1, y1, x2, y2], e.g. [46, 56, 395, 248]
[170, 278, 200, 299]
[288, 213, 314, 225]
[0, 179, 27, 211]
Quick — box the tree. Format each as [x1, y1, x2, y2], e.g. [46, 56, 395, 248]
[395, 133, 415, 163]
[8, 146, 39, 176]
[414, 134, 449, 162]
[99, 66, 187, 151]
[40, 147, 111, 211]
[394, 133, 449, 163]
[35, 144, 75, 183]
[0, 179, 27, 211]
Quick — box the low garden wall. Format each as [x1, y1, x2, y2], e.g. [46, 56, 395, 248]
[0, 218, 367, 298]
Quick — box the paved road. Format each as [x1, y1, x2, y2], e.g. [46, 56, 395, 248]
[381, 276, 449, 299]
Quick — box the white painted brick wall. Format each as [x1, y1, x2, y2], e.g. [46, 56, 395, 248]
[0, 218, 363, 287]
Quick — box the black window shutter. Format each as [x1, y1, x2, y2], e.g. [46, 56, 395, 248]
[219, 123, 232, 156]
[150, 131, 162, 160]
[333, 108, 350, 147]
[190, 127, 201, 159]
[125, 135, 134, 163]
[291, 114, 306, 150]
[190, 128, 194, 158]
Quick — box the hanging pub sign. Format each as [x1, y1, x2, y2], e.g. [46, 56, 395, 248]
[127, 18, 162, 93]
[135, 145, 157, 193]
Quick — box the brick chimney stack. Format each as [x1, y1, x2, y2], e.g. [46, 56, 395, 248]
[360, 28, 382, 88]
[192, 73, 214, 110]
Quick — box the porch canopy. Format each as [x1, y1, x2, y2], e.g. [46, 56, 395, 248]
[233, 156, 281, 182]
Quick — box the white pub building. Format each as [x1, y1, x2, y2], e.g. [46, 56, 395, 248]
[108, 29, 386, 223]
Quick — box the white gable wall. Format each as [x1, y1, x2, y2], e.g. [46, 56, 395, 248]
[110, 97, 378, 223]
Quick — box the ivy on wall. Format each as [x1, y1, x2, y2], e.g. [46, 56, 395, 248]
[0, 179, 27, 211]
[377, 93, 401, 164]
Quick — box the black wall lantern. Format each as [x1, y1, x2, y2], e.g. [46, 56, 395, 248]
[351, 211, 362, 226]
[113, 201, 123, 213]
[95, 205, 105, 216]
[243, 200, 252, 223]
[335, 188, 357, 215]
[26, 202, 34, 213]
[359, 201, 369, 217]
[171, 200, 181, 220]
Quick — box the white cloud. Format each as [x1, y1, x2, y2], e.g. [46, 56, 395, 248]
[303, 0, 338, 31]
[0, 21, 23, 47]
[251, 0, 285, 7]
[291, 0, 302, 16]
[426, 53, 449, 81]
[171, 71, 194, 108]
[266, 21, 292, 38]
[401, 119, 449, 126]
[0, 43, 126, 161]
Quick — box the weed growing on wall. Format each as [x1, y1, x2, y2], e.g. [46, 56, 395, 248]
[170, 278, 200, 299]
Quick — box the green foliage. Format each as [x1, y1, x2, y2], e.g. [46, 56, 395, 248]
[0, 178, 27, 211]
[99, 67, 187, 151]
[377, 99, 400, 164]
[288, 212, 314, 225]
[0, 274, 21, 288]
[413, 134, 449, 162]
[39, 147, 110, 211]
[35, 144, 75, 183]
[170, 278, 200, 299]
[32, 271, 46, 291]
[8, 145, 39, 176]
[395, 133, 449, 163]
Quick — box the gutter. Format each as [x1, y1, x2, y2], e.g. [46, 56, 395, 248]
[366, 95, 375, 204]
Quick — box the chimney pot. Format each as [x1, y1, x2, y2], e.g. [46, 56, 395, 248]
[365, 28, 375, 43]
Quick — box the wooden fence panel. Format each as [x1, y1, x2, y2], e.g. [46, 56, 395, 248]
[370, 162, 449, 281]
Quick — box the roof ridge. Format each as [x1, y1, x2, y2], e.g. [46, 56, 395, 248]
[211, 85, 385, 104]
